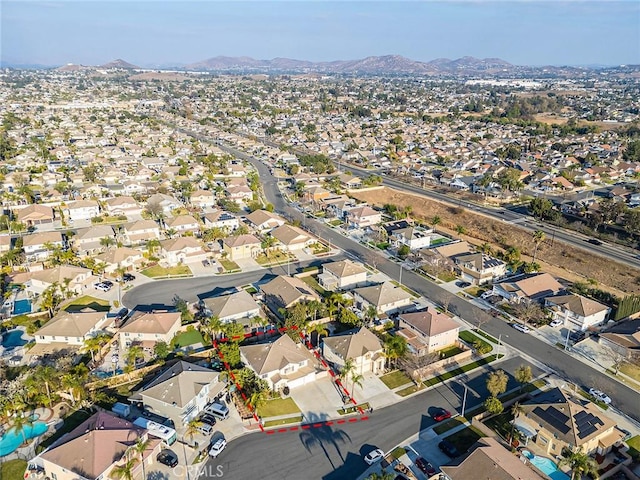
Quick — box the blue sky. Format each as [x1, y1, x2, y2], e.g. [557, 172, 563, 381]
[2, 1, 639, 66]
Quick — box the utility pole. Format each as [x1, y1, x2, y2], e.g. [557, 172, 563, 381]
[399, 263, 403, 285]
[460, 382, 468, 417]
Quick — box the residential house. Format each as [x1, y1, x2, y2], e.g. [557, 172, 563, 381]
[38, 411, 162, 480]
[322, 195, 356, 219]
[160, 237, 207, 265]
[454, 253, 507, 285]
[492, 273, 565, 304]
[390, 226, 434, 251]
[240, 334, 319, 390]
[261, 275, 321, 315]
[18, 265, 93, 296]
[203, 210, 239, 232]
[440, 437, 540, 480]
[598, 318, 640, 360]
[65, 199, 100, 222]
[227, 184, 253, 203]
[146, 193, 182, 215]
[246, 209, 286, 233]
[190, 189, 216, 208]
[34, 311, 108, 348]
[338, 173, 362, 189]
[0, 235, 12, 254]
[73, 225, 116, 255]
[270, 224, 314, 252]
[104, 196, 143, 217]
[23, 231, 64, 261]
[165, 214, 201, 236]
[322, 327, 385, 374]
[397, 307, 460, 356]
[94, 247, 144, 274]
[131, 361, 225, 427]
[15, 204, 55, 226]
[318, 259, 368, 291]
[517, 387, 622, 457]
[118, 311, 182, 350]
[304, 186, 331, 203]
[123, 219, 161, 245]
[345, 205, 382, 229]
[545, 293, 611, 331]
[222, 234, 261, 261]
[353, 282, 414, 315]
[201, 289, 262, 326]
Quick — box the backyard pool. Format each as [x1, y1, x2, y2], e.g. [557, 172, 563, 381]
[12, 299, 32, 315]
[523, 450, 570, 480]
[1, 329, 28, 348]
[0, 419, 48, 456]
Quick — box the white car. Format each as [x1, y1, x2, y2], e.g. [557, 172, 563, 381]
[512, 323, 531, 333]
[589, 388, 612, 405]
[549, 319, 563, 327]
[208, 438, 227, 458]
[364, 448, 385, 465]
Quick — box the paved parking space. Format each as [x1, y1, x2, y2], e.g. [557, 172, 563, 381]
[289, 376, 344, 420]
[356, 372, 398, 409]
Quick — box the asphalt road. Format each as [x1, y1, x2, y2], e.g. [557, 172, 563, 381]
[203, 357, 542, 480]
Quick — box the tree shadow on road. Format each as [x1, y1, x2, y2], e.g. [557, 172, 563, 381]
[299, 412, 352, 470]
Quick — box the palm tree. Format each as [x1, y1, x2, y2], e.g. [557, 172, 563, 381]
[10, 413, 34, 445]
[83, 334, 109, 363]
[509, 402, 524, 445]
[326, 293, 342, 322]
[350, 371, 364, 398]
[261, 234, 277, 259]
[248, 390, 268, 414]
[111, 450, 139, 480]
[206, 316, 225, 341]
[100, 236, 115, 250]
[364, 305, 378, 325]
[558, 448, 599, 480]
[383, 335, 408, 369]
[339, 358, 356, 396]
[184, 419, 203, 447]
[132, 437, 151, 480]
[532, 230, 546, 263]
[32, 365, 59, 407]
[311, 322, 329, 346]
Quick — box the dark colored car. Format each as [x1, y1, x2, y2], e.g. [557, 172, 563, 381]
[432, 408, 452, 422]
[587, 238, 603, 246]
[102, 280, 114, 287]
[157, 449, 179, 467]
[439, 439, 460, 458]
[122, 273, 135, 282]
[199, 413, 217, 426]
[456, 281, 471, 288]
[415, 457, 436, 476]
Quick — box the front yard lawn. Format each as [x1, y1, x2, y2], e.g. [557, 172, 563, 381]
[329, 219, 342, 227]
[337, 402, 370, 415]
[627, 435, 640, 459]
[263, 415, 304, 428]
[434, 417, 466, 435]
[257, 397, 301, 418]
[397, 383, 425, 397]
[1, 459, 27, 480]
[423, 354, 499, 387]
[219, 259, 240, 272]
[310, 242, 330, 254]
[620, 362, 640, 383]
[141, 265, 192, 278]
[443, 426, 485, 455]
[301, 275, 326, 295]
[439, 345, 464, 359]
[380, 370, 412, 389]
[255, 251, 294, 266]
[172, 329, 205, 348]
[458, 330, 493, 353]
[64, 295, 111, 312]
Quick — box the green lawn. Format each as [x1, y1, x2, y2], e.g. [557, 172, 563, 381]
[620, 362, 640, 383]
[337, 403, 370, 415]
[310, 242, 330, 254]
[484, 411, 514, 440]
[380, 370, 413, 389]
[173, 330, 205, 348]
[473, 329, 498, 344]
[64, 295, 111, 312]
[390, 446, 407, 460]
[443, 426, 485, 454]
[458, 330, 493, 353]
[397, 383, 425, 397]
[219, 259, 241, 272]
[423, 355, 499, 387]
[141, 265, 193, 278]
[577, 389, 609, 410]
[627, 435, 640, 459]
[329, 219, 343, 227]
[255, 251, 293, 266]
[440, 345, 464, 359]
[434, 417, 466, 435]
[301, 275, 326, 295]
[263, 415, 304, 428]
[1, 459, 27, 480]
[257, 397, 301, 418]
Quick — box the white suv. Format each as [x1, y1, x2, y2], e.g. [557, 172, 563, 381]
[512, 323, 531, 333]
[589, 388, 612, 405]
[209, 438, 227, 458]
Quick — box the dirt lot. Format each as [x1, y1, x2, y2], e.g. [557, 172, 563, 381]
[351, 187, 640, 297]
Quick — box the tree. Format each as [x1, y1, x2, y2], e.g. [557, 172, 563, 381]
[558, 448, 599, 480]
[127, 345, 144, 368]
[514, 365, 532, 391]
[40, 282, 63, 318]
[349, 371, 364, 398]
[509, 402, 524, 444]
[173, 295, 193, 324]
[339, 358, 356, 392]
[529, 197, 558, 221]
[248, 390, 268, 413]
[132, 437, 151, 480]
[111, 451, 139, 480]
[184, 419, 203, 447]
[153, 341, 170, 360]
[31, 365, 59, 407]
[9, 412, 35, 445]
[484, 396, 504, 415]
[397, 244, 410, 259]
[366, 471, 395, 480]
[83, 333, 110, 363]
[431, 216, 442, 227]
[486, 369, 509, 397]
[383, 335, 408, 369]
[532, 230, 545, 263]
[514, 301, 547, 327]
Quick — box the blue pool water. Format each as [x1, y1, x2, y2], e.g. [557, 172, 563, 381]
[523, 450, 570, 480]
[94, 369, 123, 379]
[12, 299, 32, 315]
[0, 421, 48, 456]
[1, 329, 28, 348]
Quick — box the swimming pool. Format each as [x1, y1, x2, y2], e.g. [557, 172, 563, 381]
[12, 299, 32, 315]
[0, 421, 48, 456]
[523, 450, 570, 480]
[1, 329, 28, 348]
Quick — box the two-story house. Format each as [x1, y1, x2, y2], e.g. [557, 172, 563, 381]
[240, 334, 319, 390]
[123, 219, 162, 245]
[544, 293, 611, 331]
[246, 209, 287, 233]
[454, 253, 507, 285]
[34, 311, 108, 348]
[118, 311, 182, 351]
[23, 231, 64, 261]
[94, 247, 145, 274]
[492, 273, 564, 304]
[15, 204, 55, 227]
[190, 189, 216, 209]
[104, 195, 143, 217]
[389, 226, 434, 251]
[19, 265, 93, 296]
[201, 289, 262, 325]
[261, 275, 321, 316]
[73, 225, 116, 256]
[159, 237, 208, 265]
[270, 224, 314, 252]
[222, 234, 262, 261]
[165, 214, 201, 236]
[353, 282, 413, 315]
[65, 199, 100, 222]
[397, 307, 460, 356]
[318, 259, 368, 291]
[322, 327, 384, 374]
[345, 205, 382, 229]
[203, 210, 240, 232]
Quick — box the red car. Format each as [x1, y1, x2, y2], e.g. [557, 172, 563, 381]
[415, 457, 437, 476]
[432, 408, 451, 422]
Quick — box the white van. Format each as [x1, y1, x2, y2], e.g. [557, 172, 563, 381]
[205, 402, 229, 420]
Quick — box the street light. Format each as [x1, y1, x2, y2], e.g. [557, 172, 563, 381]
[399, 262, 403, 285]
[458, 381, 468, 417]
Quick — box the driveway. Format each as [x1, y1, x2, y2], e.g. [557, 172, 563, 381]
[354, 372, 398, 410]
[289, 376, 345, 420]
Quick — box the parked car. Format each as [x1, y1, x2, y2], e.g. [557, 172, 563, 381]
[122, 273, 135, 282]
[156, 449, 179, 467]
[569, 330, 588, 343]
[199, 413, 217, 426]
[549, 319, 563, 327]
[511, 323, 531, 333]
[414, 457, 436, 476]
[202, 259, 211, 267]
[589, 388, 612, 405]
[456, 281, 471, 288]
[587, 238, 603, 246]
[432, 408, 451, 422]
[438, 440, 460, 458]
[93, 282, 111, 292]
[102, 280, 114, 287]
[209, 438, 227, 458]
[197, 422, 214, 436]
[364, 448, 385, 465]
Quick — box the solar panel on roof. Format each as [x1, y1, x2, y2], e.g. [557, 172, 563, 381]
[574, 411, 604, 439]
[533, 406, 571, 435]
